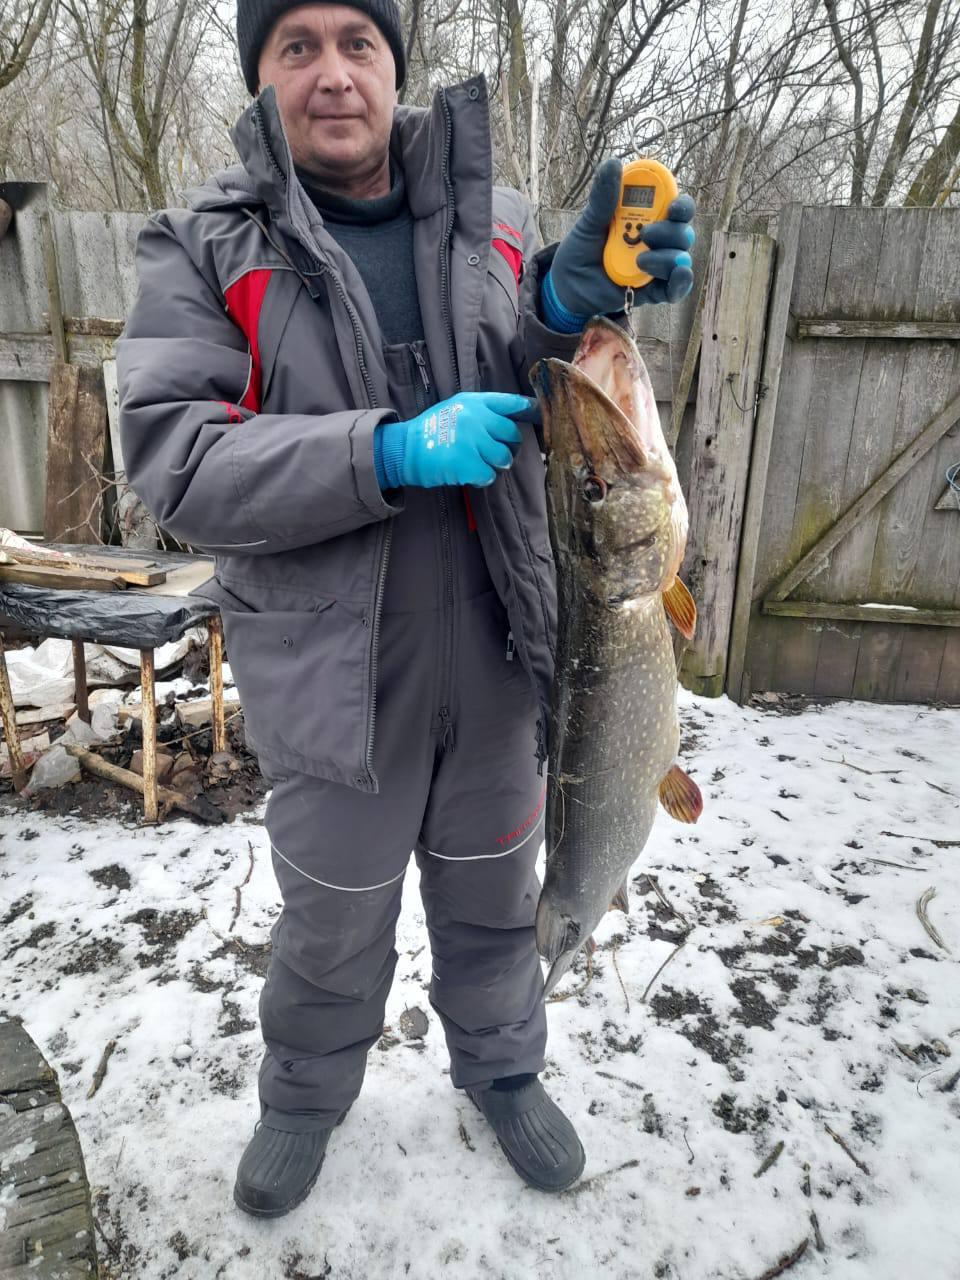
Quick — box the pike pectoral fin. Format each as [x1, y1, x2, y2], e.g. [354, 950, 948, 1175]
[663, 577, 697, 639]
[610, 880, 629, 913]
[658, 764, 703, 824]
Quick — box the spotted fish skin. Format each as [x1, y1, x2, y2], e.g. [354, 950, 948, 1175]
[530, 317, 698, 996]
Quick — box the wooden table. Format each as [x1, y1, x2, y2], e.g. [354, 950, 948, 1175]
[0, 548, 223, 823]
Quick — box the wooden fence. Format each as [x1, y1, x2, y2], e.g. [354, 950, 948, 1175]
[685, 205, 960, 706]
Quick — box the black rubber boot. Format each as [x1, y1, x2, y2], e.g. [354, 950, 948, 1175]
[234, 1116, 343, 1218]
[467, 1077, 585, 1192]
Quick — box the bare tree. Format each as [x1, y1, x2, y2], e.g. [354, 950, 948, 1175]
[0, 0, 56, 89]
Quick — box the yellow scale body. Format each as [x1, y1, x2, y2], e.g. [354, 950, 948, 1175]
[602, 157, 679, 289]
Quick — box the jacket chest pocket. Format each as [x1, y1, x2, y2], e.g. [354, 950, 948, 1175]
[258, 272, 350, 414]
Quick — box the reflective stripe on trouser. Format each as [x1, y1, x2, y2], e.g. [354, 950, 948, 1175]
[257, 588, 547, 1133]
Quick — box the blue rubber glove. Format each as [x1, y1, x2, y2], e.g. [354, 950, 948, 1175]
[542, 157, 696, 333]
[374, 392, 532, 489]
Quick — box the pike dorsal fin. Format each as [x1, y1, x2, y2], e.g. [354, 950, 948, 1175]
[663, 577, 696, 639]
[610, 880, 629, 913]
[659, 765, 703, 824]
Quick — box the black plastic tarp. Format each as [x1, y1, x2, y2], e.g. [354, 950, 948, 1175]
[0, 548, 218, 649]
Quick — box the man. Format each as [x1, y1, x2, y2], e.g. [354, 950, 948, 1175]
[117, 0, 694, 1216]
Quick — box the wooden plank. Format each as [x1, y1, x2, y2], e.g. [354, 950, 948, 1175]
[890, 211, 960, 620]
[680, 231, 775, 695]
[783, 206, 887, 701]
[860, 215, 960, 700]
[766, 386, 960, 603]
[43, 362, 109, 544]
[894, 629, 949, 703]
[796, 319, 960, 339]
[0, 547, 165, 587]
[725, 202, 805, 702]
[40, 211, 67, 365]
[936, 630, 960, 703]
[0, 637, 27, 792]
[208, 615, 226, 753]
[668, 125, 754, 448]
[763, 600, 960, 626]
[72, 638, 89, 724]
[814, 208, 933, 697]
[0, 1017, 98, 1278]
[850, 621, 904, 702]
[0, 332, 118, 381]
[0, 564, 126, 591]
[140, 648, 158, 824]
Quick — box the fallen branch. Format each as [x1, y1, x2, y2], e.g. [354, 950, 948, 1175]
[647, 874, 692, 932]
[754, 1239, 809, 1280]
[809, 1212, 825, 1252]
[562, 1157, 640, 1197]
[88, 1038, 117, 1099]
[754, 1140, 785, 1178]
[884, 831, 960, 849]
[611, 939, 630, 1014]
[894, 1040, 922, 1065]
[64, 744, 224, 824]
[229, 841, 256, 933]
[458, 1118, 475, 1152]
[865, 857, 924, 871]
[916, 887, 951, 953]
[824, 757, 901, 776]
[596, 1070, 645, 1091]
[640, 939, 687, 1004]
[824, 1123, 871, 1176]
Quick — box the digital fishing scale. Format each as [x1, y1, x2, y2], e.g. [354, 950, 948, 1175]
[603, 117, 678, 290]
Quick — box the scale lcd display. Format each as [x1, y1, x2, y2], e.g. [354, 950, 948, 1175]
[623, 184, 656, 208]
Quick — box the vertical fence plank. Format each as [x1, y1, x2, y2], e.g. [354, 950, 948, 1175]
[725, 204, 804, 703]
[43, 362, 108, 543]
[679, 231, 775, 696]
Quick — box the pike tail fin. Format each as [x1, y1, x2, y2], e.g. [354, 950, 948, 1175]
[659, 764, 703, 824]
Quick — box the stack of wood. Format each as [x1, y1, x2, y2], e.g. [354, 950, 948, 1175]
[0, 532, 168, 592]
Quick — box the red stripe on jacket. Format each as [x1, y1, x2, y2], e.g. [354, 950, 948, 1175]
[494, 221, 523, 244]
[491, 238, 522, 290]
[224, 269, 272, 412]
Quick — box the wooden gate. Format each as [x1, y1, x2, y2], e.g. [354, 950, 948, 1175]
[726, 204, 960, 704]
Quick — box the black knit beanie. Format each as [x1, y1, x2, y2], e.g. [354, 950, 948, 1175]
[237, 0, 406, 95]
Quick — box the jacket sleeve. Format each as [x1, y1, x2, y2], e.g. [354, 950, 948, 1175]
[116, 216, 401, 556]
[515, 201, 582, 382]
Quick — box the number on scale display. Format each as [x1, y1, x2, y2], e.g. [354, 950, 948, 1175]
[623, 184, 656, 208]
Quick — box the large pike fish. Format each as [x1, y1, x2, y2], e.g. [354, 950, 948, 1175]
[531, 317, 702, 996]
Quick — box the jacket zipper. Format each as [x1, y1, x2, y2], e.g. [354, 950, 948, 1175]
[437, 89, 460, 392]
[438, 88, 547, 772]
[436, 93, 459, 754]
[250, 101, 392, 789]
[411, 346, 456, 754]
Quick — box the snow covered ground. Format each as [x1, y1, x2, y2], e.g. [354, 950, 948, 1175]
[2, 691, 959, 1280]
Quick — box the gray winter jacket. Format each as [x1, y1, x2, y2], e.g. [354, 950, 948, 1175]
[117, 75, 579, 793]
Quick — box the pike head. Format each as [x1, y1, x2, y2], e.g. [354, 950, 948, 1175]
[531, 316, 689, 613]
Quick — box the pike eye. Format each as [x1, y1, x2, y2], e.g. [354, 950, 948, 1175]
[638, 532, 657, 549]
[582, 476, 607, 503]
